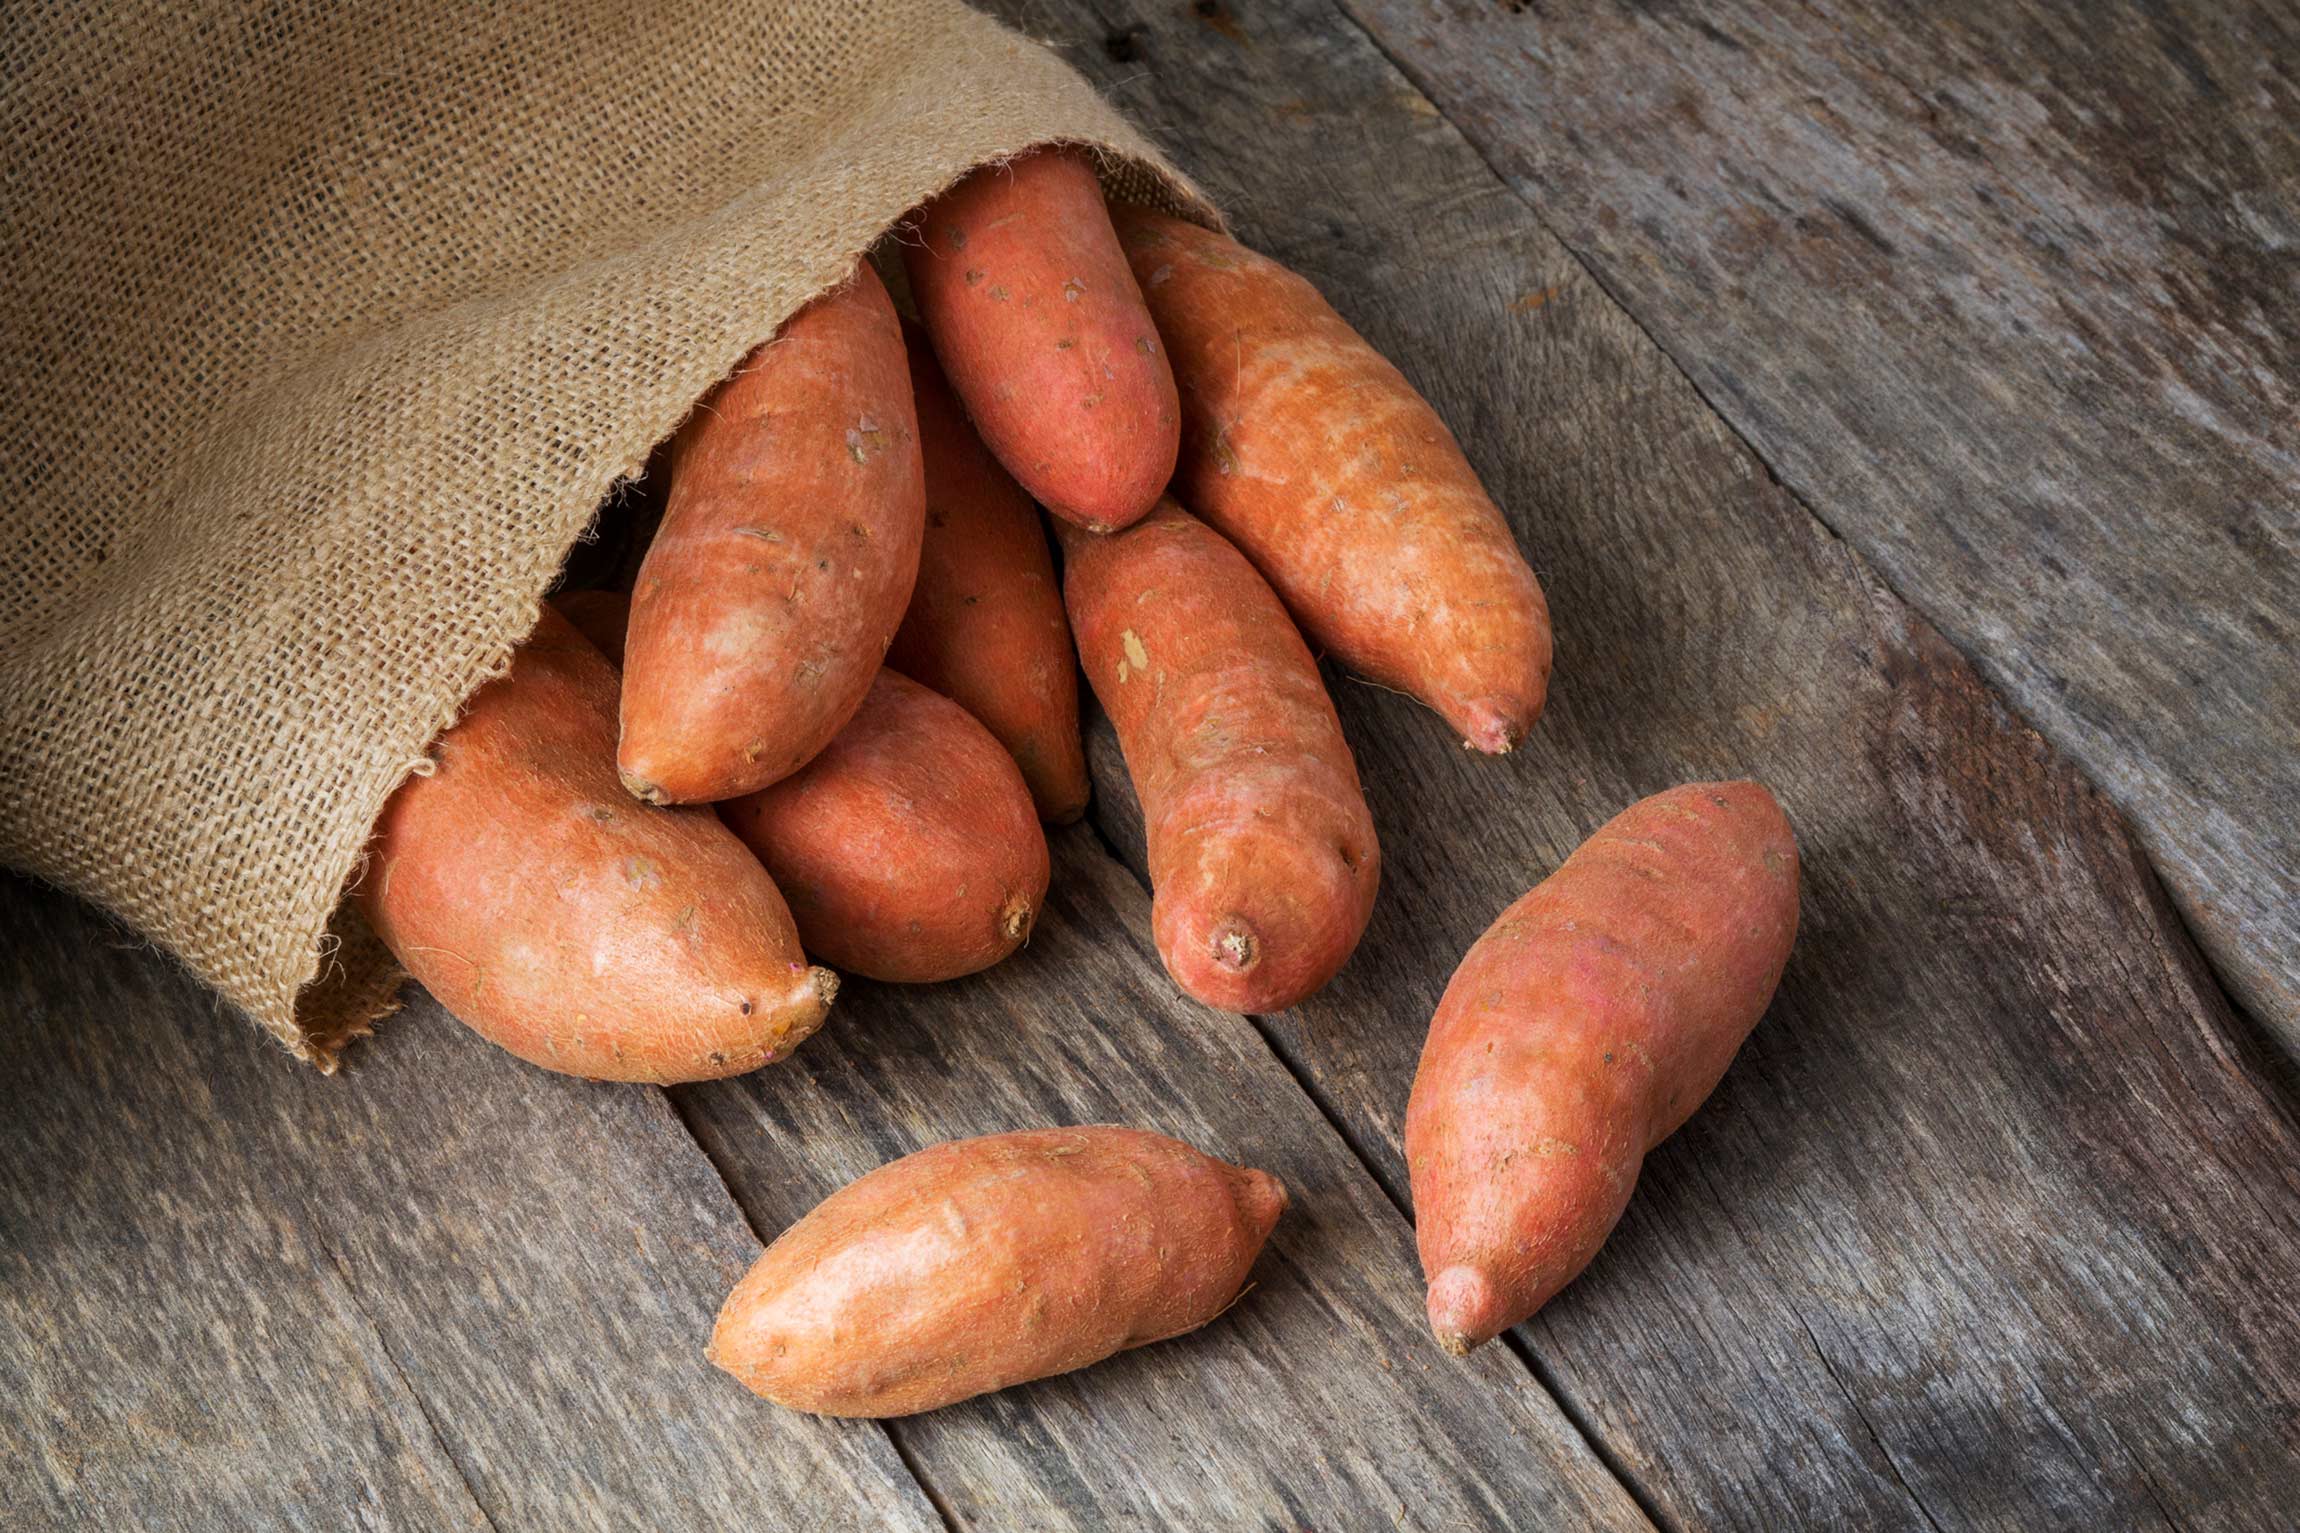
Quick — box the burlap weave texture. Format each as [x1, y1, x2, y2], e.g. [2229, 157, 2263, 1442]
[0, 0, 1206, 1065]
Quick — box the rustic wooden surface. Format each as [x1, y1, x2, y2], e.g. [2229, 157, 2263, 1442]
[1016, 1, 2300, 1526]
[0, 874, 939, 1532]
[6, 0, 2300, 1528]
[1333, 0, 2300, 1052]
[677, 829, 1648, 1530]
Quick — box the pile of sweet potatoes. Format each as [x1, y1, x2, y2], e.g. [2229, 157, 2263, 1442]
[361, 149, 1801, 1416]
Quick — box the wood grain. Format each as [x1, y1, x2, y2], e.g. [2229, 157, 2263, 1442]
[0, 873, 938, 1532]
[1337, 0, 2300, 1050]
[675, 826, 1654, 1532]
[997, 0, 2300, 1526]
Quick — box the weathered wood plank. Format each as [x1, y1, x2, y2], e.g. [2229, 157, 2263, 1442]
[1337, 0, 2300, 1050]
[998, 0, 2300, 1526]
[675, 825, 1655, 1532]
[0, 874, 939, 1532]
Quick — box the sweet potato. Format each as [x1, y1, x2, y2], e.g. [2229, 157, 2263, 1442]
[556, 592, 1048, 982]
[1112, 208, 1552, 754]
[619, 261, 923, 804]
[886, 325, 1089, 823]
[720, 668, 1050, 983]
[360, 608, 836, 1083]
[1060, 500, 1378, 1012]
[553, 588, 630, 666]
[1406, 782, 1799, 1354]
[903, 148, 1177, 532]
[709, 1126, 1286, 1417]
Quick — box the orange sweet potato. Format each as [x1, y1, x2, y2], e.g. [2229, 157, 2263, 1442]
[1061, 500, 1379, 1012]
[709, 1126, 1286, 1417]
[619, 261, 923, 804]
[886, 324, 1089, 823]
[1406, 782, 1799, 1354]
[1113, 208, 1552, 755]
[720, 668, 1050, 983]
[904, 148, 1177, 532]
[360, 608, 836, 1083]
[555, 592, 1049, 983]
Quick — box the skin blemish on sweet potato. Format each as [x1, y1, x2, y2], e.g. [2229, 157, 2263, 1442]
[622, 856, 661, 889]
[735, 525, 786, 542]
[1062, 278, 1086, 302]
[846, 417, 888, 463]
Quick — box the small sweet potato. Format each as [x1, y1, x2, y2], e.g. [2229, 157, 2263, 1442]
[709, 1126, 1286, 1417]
[1407, 782, 1799, 1354]
[720, 668, 1050, 983]
[360, 608, 836, 1083]
[619, 260, 924, 804]
[1061, 500, 1379, 1012]
[887, 324, 1089, 823]
[1113, 208, 1552, 754]
[904, 148, 1177, 532]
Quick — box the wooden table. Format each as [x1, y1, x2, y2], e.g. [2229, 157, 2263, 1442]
[7, 2, 2296, 1527]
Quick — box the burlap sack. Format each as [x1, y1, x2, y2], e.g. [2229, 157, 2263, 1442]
[0, 0, 1210, 1067]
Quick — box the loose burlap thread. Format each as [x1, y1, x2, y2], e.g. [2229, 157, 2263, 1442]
[0, 0, 1210, 1066]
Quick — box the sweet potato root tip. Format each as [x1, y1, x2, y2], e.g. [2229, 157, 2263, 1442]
[1459, 701, 1523, 756]
[1212, 922, 1258, 973]
[1000, 892, 1035, 944]
[619, 767, 668, 805]
[1426, 1265, 1504, 1356]
[1232, 1165, 1290, 1237]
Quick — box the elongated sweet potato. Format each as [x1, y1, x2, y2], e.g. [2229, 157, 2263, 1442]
[709, 1126, 1286, 1417]
[904, 148, 1177, 532]
[720, 668, 1050, 983]
[360, 608, 836, 1083]
[887, 325, 1089, 823]
[1061, 500, 1378, 1012]
[620, 261, 924, 804]
[1407, 782, 1799, 1354]
[1113, 208, 1552, 754]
